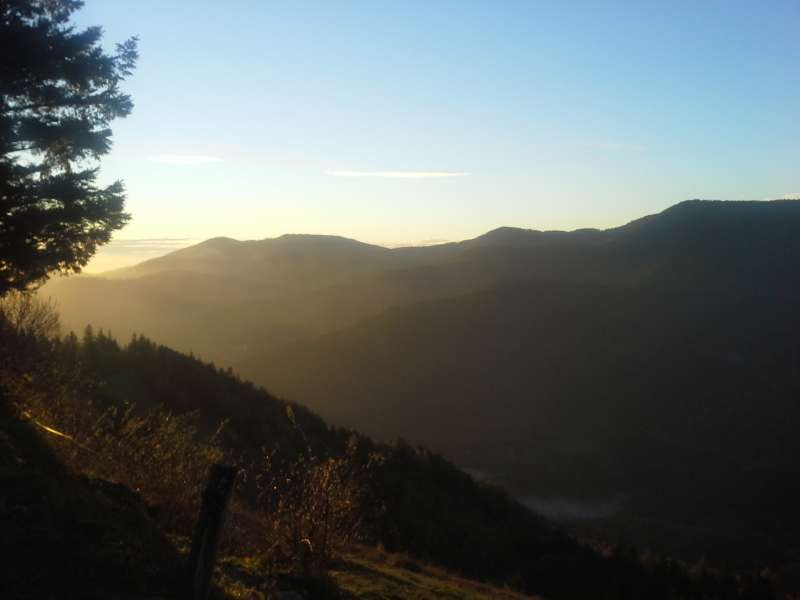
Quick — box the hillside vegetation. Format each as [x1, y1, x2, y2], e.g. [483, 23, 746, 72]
[0, 294, 775, 599]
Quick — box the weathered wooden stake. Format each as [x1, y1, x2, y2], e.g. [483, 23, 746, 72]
[185, 463, 238, 600]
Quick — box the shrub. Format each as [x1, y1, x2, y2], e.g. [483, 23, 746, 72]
[252, 433, 382, 571]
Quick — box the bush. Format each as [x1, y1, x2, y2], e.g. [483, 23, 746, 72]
[252, 431, 382, 572]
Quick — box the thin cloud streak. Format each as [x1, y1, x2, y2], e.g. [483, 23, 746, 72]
[326, 170, 468, 178]
[149, 154, 224, 165]
[578, 141, 647, 152]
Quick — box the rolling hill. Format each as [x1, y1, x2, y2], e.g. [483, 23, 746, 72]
[42, 199, 800, 566]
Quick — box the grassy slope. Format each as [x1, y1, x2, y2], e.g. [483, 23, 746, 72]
[0, 396, 179, 599]
[1, 392, 540, 600]
[214, 553, 541, 600]
[329, 556, 541, 600]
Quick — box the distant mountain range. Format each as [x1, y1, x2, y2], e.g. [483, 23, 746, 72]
[44, 199, 800, 565]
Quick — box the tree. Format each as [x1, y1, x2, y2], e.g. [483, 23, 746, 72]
[0, 0, 137, 295]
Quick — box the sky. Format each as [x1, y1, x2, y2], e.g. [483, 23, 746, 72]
[73, 0, 800, 271]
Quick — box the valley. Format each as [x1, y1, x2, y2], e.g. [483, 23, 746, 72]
[44, 199, 800, 569]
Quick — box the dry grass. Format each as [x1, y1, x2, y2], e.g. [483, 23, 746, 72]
[328, 552, 542, 600]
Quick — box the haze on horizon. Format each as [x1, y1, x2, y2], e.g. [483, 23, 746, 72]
[73, 0, 800, 272]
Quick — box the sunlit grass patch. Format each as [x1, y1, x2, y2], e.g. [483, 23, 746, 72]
[328, 555, 540, 600]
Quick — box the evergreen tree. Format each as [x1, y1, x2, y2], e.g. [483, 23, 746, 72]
[0, 0, 137, 295]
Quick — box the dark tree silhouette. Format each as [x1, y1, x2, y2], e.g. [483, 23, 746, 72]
[0, 0, 137, 295]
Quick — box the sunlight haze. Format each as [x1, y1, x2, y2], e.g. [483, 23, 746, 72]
[5, 2, 800, 596]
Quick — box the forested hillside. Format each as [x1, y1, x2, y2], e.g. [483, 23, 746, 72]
[43, 200, 800, 568]
[253, 279, 800, 566]
[2, 301, 770, 598]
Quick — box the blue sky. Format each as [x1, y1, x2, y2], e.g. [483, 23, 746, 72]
[73, 1, 799, 270]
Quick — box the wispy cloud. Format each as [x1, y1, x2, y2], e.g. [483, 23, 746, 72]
[149, 154, 224, 166]
[577, 142, 647, 153]
[325, 170, 468, 178]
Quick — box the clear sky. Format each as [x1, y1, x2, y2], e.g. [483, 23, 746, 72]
[73, 0, 799, 271]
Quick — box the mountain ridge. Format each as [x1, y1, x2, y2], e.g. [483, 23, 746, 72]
[39, 198, 800, 566]
[92, 199, 800, 283]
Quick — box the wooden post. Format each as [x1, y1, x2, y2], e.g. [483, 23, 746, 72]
[185, 463, 238, 600]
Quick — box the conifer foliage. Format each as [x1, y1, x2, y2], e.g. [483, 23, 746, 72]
[0, 0, 136, 294]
